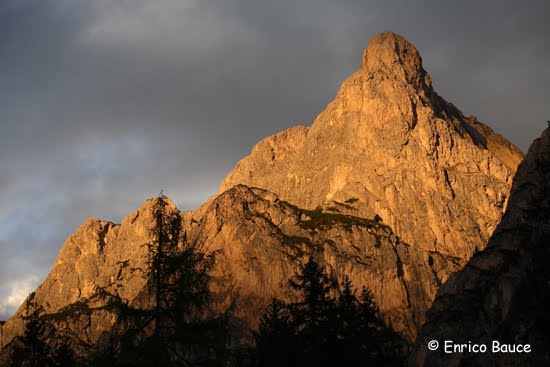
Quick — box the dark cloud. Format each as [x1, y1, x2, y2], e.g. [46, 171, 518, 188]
[1, 0, 548, 319]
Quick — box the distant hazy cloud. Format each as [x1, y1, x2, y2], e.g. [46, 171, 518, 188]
[0, 274, 39, 320]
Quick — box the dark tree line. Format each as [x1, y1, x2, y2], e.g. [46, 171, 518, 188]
[256, 257, 406, 367]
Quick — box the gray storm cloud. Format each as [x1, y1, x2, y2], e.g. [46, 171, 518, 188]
[0, 0, 548, 319]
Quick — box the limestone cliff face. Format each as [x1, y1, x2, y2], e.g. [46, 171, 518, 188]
[220, 32, 523, 261]
[185, 185, 465, 341]
[410, 128, 550, 366]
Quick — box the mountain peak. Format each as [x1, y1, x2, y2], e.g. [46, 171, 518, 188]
[220, 31, 523, 262]
[361, 32, 432, 93]
[362, 32, 421, 71]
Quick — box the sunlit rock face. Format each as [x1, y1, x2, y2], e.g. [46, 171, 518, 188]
[184, 185, 466, 342]
[221, 31, 523, 261]
[0, 32, 524, 362]
[410, 128, 550, 367]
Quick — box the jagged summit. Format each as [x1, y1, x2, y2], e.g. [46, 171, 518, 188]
[220, 32, 523, 261]
[361, 32, 432, 98]
[362, 32, 420, 68]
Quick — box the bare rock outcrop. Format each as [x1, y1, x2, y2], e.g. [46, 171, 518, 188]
[410, 128, 550, 366]
[220, 32, 523, 261]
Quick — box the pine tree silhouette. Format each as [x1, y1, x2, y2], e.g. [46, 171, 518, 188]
[257, 257, 406, 367]
[257, 298, 296, 367]
[104, 195, 223, 367]
[288, 256, 337, 366]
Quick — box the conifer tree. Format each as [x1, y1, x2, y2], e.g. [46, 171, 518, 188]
[288, 256, 337, 365]
[111, 194, 222, 367]
[257, 257, 406, 367]
[257, 298, 295, 367]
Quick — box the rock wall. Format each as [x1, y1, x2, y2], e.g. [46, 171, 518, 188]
[410, 128, 550, 366]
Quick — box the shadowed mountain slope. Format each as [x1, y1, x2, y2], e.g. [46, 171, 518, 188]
[410, 128, 550, 366]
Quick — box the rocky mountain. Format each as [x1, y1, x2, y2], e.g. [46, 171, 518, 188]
[0, 32, 524, 361]
[410, 128, 550, 366]
[221, 32, 523, 261]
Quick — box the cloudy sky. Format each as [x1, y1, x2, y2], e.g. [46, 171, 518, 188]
[1, 0, 548, 320]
